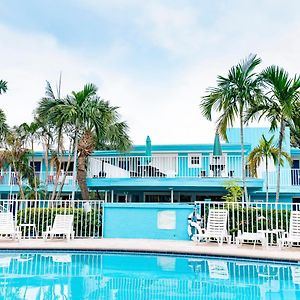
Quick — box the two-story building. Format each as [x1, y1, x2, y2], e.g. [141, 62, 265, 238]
[1, 127, 299, 203]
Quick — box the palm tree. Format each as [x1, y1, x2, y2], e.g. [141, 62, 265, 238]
[0, 80, 7, 95]
[248, 135, 291, 202]
[36, 79, 70, 201]
[200, 54, 262, 202]
[37, 83, 131, 200]
[246, 66, 300, 202]
[77, 104, 131, 200]
[0, 129, 33, 199]
[18, 121, 41, 199]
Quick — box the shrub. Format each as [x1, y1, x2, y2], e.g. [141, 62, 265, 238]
[17, 208, 102, 238]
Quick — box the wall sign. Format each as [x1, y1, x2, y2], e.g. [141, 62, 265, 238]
[157, 211, 176, 230]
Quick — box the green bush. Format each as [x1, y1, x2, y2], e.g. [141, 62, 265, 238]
[17, 208, 102, 238]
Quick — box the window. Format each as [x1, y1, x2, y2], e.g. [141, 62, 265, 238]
[188, 154, 201, 168]
[30, 161, 41, 172]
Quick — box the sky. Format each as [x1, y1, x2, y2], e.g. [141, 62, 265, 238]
[0, 0, 300, 145]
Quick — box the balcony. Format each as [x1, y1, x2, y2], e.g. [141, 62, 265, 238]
[88, 155, 245, 179]
[264, 169, 300, 189]
[0, 171, 74, 186]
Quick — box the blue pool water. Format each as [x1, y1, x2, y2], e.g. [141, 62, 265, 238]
[0, 251, 299, 299]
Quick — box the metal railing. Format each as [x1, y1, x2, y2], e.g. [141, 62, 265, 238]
[0, 199, 103, 239]
[0, 171, 74, 186]
[194, 201, 298, 242]
[266, 169, 300, 188]
[88, 155, 248, 179]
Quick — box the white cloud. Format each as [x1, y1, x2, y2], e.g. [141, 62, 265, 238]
[2, 1, 300, 147]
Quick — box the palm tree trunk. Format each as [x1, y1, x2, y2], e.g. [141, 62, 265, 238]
[240, 113, 248, 202]
[31, 139, 38, 200]
[77, 154, 89, 200]
[44, 137, 49, 197]
[265, 156, 269, 203]
[71, 132, 79, 201]
[50, 131, 64, 200]
[276, 120, 285, 202]
[12, 160, 25, 200]
[55, 141, 73, 200]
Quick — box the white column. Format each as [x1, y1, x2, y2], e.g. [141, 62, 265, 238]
[170, 189, 174, 203]
[104, 191, 108, 203]
[111, 190, 114, 203]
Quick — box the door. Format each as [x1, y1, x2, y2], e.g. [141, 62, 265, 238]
[292, 160, 300, 185]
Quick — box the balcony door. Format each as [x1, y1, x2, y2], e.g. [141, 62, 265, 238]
[292, 160, 300, 186]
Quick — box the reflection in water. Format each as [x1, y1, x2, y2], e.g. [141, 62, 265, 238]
[0, 251, 299, 299]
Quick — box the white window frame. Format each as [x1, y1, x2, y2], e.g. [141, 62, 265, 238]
[188, 153, 202, 168]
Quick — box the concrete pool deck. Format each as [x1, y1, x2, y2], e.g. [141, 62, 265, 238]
[0, 238, 299, 262]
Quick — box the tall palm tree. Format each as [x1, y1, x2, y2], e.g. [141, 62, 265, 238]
[200, 54, 262, 202]
[77, 103, 131, 200]
[248, 135, 291, 202]
[37, 79, 69, 201]
[247, 66, 300, 202]
[37, 83, 131, 200]
[18, 121, 41, 199]
[0, 80, 7, 95]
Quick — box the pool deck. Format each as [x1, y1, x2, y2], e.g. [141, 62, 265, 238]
[0, 238, 299, 262]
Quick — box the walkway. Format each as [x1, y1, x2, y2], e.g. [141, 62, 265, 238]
[0, 238, 299, 261]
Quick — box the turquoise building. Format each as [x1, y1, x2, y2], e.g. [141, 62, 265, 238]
[1, 127, 300, 203]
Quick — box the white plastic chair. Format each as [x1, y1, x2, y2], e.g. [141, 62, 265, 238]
[278, 211, 300, 249]
[0, 212, 21, 242]
[43, 214, 74, 241]
[193, 209, 231, 245]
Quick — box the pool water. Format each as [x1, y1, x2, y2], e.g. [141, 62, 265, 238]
[0, 251, 299, 299]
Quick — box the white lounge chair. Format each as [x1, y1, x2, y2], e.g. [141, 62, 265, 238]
[278, 211, 300, 249]
[193, 209, 231, 245]
[0, 212, 21, 242]
[236, 230, 267, 247]
[43, 214, 74, 241]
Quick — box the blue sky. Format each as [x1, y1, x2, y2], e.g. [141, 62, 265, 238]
[1, 1, 300, 144]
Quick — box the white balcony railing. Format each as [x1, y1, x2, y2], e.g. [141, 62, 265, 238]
[0, 199, 103, 239]
[0, 171, 74, 186]
[264, 169, 300, 188]
[88, 155, 246, 179]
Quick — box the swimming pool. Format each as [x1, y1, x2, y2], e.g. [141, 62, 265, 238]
[0, 251, 299, 299]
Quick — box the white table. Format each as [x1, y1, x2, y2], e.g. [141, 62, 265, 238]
[258, 229, 284, 247]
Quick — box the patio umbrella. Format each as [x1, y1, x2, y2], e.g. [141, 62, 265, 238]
[146, 135, 152, 163]
[211, 132, 224, 176]
[213, 132, 222, 156]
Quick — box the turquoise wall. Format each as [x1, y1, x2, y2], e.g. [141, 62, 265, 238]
[103, 203, 194, 240]
[226, 127, 291, 154]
